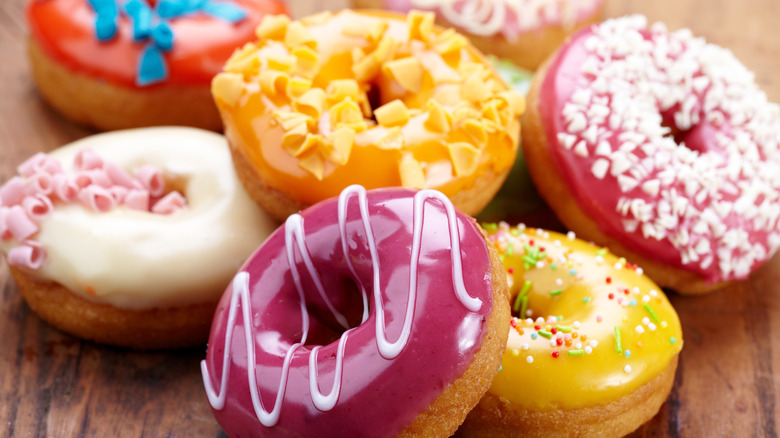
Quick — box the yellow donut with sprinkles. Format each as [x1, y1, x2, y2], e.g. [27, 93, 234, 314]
[459, 223, 683, 438]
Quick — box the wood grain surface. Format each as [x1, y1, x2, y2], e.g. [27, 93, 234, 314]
[1, 0, 779, 437]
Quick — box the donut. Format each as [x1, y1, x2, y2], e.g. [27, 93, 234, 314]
[201, 185, 511, 437]
[0, 127, 277, 349]
[350, 0, 605, 70]
[458, 223, 683, 437]
[211, 9, 524, 221]
[26, 0, 288, 131]
[521, 15, 780, 294]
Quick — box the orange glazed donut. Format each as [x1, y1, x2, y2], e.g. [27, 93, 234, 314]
[350, 0, 606, 70]
[0, 127, 277, 349]
[522, 16, 780, 294]
[459, 223, 683, 438]
[212, 10, 524, 221]
[201, 186, 511, 437]
[26, 0, 288, 131]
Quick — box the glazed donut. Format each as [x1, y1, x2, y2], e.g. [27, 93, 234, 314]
[350, 0, 605, 70]
[522, 15, 780, 294]
[0, 127, 277, 349]
[212, 9, 524, 221]
[459, 223, 683, 438]
[201, 186, 511, 437]
[26, 0, 287, 131]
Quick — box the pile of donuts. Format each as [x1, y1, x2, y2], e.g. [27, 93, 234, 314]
[3, 0, 779, 436]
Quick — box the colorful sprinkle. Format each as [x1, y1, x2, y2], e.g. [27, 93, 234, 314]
[644, 304, 660, 322]
[614, 326, 623, 355]
[551, 351, 560, 358]
[557, 325, 573, 333]
[538, 330, 553, 339]
[670, 337, 677, 344]
[550, 289, 563, 296]
[512, 280, 532, 312]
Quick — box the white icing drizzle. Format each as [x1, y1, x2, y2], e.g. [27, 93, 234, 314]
[409, 0, 602, 36]
[201, 185, 483, 426]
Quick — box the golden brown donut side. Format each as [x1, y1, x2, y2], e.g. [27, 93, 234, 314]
[10, 267, 218, 349]
[28, 38, 223, 132]
[521, 60, 728, 295]
[400, 229, 512, 437]
[457, 356, 679, 438]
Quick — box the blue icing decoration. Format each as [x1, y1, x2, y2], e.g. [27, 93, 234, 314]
[137, 44, 168, 86]
[86, 0, 249, 86]
[202, 1, 247, 23]
[152, 22, 174, 51]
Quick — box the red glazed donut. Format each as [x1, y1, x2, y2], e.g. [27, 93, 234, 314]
[26, 0, 287, 130]
[522, 15, 780, 294]
[201, 186, 510, 437]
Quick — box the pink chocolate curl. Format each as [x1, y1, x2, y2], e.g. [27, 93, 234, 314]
[18, 152, 61, 177]
[78, 185, 116, 212]
[135, 165, 165, 197]
[151, 192, 186, 215]
[26, 171, 55, 196]
[109, 186, 129, 203]
[103, 162, 139, 188]
[52, 174, 79, 202]
[7, 240, 45, 269]
[5, 205, 39, 241]
[74, 169, 112, 189]
[123, 189, 150, 211]
[74, 148, 104, 170]
[0, 176, 27, 206]
[22, 194, 54, 220]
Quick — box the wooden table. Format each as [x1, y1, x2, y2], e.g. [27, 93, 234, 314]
[1, 0, 779, 436]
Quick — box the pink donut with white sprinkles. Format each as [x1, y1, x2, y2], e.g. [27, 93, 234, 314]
[523, 15, 780, 294]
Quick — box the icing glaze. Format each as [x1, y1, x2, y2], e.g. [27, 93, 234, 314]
[0, 127, 277, 310]
[485, 222, 682, 410]
[381, 0, 604, 39]
[201, 186, 494, 436]
[212, 10, 523, 207]
[26, 0, 288, 87]
[538, 15, 780, 283]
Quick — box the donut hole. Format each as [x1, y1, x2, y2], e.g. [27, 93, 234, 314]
[660, 106, 707, 154]
[303, 276, 368, 347]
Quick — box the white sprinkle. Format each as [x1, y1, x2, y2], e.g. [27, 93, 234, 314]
[590, 340, 599, 348]
[648, 323, 657, 331]
[575, 342, 582, 349]
[585, 346, 593, 354]
[650, 289, 658, 297]
[642, 317, 650, 325]
[536, 261, 545, 269]
[573, 321, 581, 329]
[595, 255, 604, 264]
[549, 339, 557, 347]
[635, 325, 645, 334]
[555, 278, 563, 286]
[567, 231, 576, 240]
[526, 356, 534, 364]
[624, 365, 632, 373]
[521, 343, 530, 350]
[613, 262, 623, 270]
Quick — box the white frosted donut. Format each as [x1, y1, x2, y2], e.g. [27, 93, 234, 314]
[5, 127, 276, 309]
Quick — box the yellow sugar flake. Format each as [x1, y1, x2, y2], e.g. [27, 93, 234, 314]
[259, 70, 290, 95]
[342, 19, 388, 43]
[301, 11, 331, 26]
[326, 126, 355, 165]
[289, 133, 323, 158]
[434, 31, 468, 55]
[285, 21, 316, 49]
[224, 43, 259, 74]
[461, 74, 491, 102]
[458, 119, 489, 147]
[352, 54, 380, 83]
[383, 57, 423, 93]
[407, 10, 434, 41]
[297, 151, 326, 180]
[424, 100, 451, 133]
[256, 14, 290, 41]
[448, 142, 481, 176]
[501, 90, 526, 115]
[286, 77, 313, 98]
[266, 53, 295, 72]
[281, 122, 308, 151]
[374, 100, 410, 128]
[330, 98, 364, 127]
[211, 72, 245, 107]
[292, 46, 320, 77]
[294, 88, 326, 119]
[377, 127, 405, 150]
[326, 79, 361, 102]
[399, 156, 426, 189]
[372, 36, 400, 65]
[274, 111, 312, 131]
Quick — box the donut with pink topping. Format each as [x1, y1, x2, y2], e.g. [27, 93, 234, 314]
[521, 15, 780, 294]
[0, 127, 277, 348]
[201, 185, 510, 437]
[351, 0, 605, 70]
